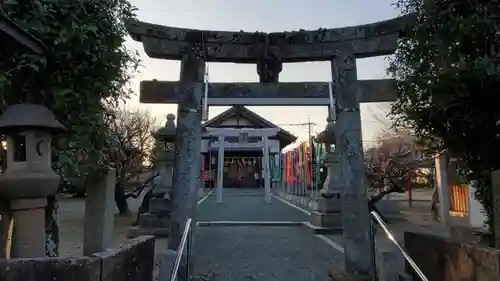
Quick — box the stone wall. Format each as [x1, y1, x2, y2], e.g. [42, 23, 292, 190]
[0, 201, 10, 259]
[0, 236, 155, 281]
[404, 231, 500, 281]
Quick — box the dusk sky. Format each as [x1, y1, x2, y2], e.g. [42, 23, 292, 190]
[125, 0, 400, 148]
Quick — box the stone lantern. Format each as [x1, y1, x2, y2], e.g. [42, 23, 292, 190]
[129, 114, 176, 238]
[310, 116, 342, 232]
[151, 114, 176, 198]
[0, 104, 66, 258]
[316, 117, 339, 198]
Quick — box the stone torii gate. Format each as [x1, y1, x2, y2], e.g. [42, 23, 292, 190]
[127, 15, 411, 279]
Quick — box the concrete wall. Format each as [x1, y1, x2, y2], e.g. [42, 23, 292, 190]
[0, 236, 155, 281]
[404, 231, 500, 281]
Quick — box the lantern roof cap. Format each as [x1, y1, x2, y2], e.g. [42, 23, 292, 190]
[315, 117, 336, 143]
[153, 114, 176, 140]
[0, 104, 66, 134]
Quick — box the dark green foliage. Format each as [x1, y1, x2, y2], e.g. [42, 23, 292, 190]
[0, 0, 140, 180]
[388, 0, 500, 235]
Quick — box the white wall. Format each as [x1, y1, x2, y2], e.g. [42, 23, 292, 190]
[468, 181, 487, 229]
[202, 138, 279, 152]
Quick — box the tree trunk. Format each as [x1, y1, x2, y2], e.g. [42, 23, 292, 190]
[134, 189, 152, 226]
[430, 186, 439, 220]
[115, 183, 129, 215]
[45, 195, 59, 257]
[429, 168, 440, 220]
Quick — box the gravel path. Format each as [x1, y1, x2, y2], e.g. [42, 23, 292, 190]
[193, 188, 341, 281]
[193, 226, 342, 281]
[197, 189, 309, 222]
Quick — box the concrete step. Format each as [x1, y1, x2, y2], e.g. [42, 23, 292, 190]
[149, 198, 172, 214]
[138, 213, 170, 228]
[303, 222, 343, 235]
[310, 211, 342, 229]
[128, 226, 169, 238]
[399, 272, 413, 281]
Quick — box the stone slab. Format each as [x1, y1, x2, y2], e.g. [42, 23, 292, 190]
[140, 33, 398, 63]
[92, 235, 155, 281]
[128, 226, 170, 238]
[310, 211, 342, 228]
[318, 196, 342, 213]
[0, 257, 101, 281]
[398, 272, 413, 281]
[303, 222, 343, 235]
[138, 212, 170, 228]
[149, 197, 172, 214]
[157, 249, 178, 281]
[329, 265, 372, 281]
[0, 200, 11, 259]
[140, 79, 397, 106]
[375, 247, 405, 281]
[128, 16, 410, 46]
[128, 16, 413, 62]
[83, 169, 115, 256]
[404, 231, 500, 281]
[197, 221, 304, 227]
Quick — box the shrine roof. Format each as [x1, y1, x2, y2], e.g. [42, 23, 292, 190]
[0, 12, 46, 59]
[203, 106, 297, 147]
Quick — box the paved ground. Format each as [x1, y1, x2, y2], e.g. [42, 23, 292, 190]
[193, 226, 342, 281]
[197, 188, 309, 222]
[193, 188, 342, 281]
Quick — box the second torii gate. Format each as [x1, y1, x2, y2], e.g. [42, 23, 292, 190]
[204, 127, 280, 203]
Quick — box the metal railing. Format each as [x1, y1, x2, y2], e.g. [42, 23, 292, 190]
[169, 218, 193, 281]
[370, 211, 429, 281]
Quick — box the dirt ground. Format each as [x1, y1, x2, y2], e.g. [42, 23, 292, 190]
[57, 187, 471, 256]
[58, 192, 153, 257]
[57, 188, 208, 258]
[373, 188, 471, 249]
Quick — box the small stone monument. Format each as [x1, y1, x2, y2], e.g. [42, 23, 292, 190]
[129, 114, 176, 237]
[310, 117, 342, 233]
[0, 104, 66, 258]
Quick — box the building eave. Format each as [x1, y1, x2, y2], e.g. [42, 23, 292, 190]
[0, 12, 47, 56]
[203, 106, 297, 149]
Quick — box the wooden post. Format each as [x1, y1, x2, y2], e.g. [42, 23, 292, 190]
[216, 136, 224, 203]
[491, 169, 500, 248]
[435, 153, 451, 226]
[408, 172, 413, 208]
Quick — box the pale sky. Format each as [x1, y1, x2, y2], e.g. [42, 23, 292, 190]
[125, 0, 400, 147]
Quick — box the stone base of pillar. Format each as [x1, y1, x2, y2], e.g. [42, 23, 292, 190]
[128, 197, 171, 238]
[329, 265, 373, 281]
[309, 196, 342, 234]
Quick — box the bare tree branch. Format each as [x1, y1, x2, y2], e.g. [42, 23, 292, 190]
[106, 107, 156, 186]
[365, 128, 432, 205]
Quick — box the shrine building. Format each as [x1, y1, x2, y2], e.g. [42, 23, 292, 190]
[201, 106, 296, 189]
